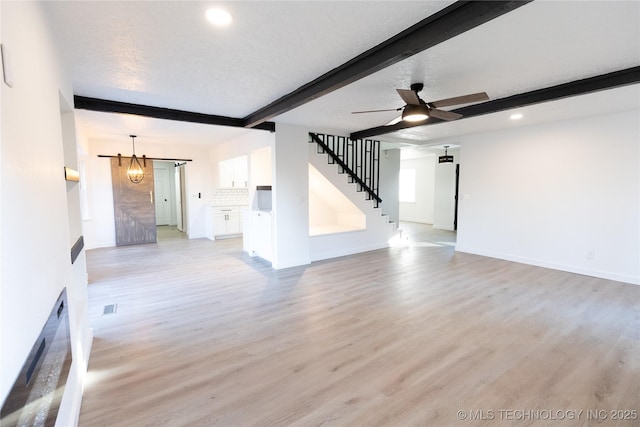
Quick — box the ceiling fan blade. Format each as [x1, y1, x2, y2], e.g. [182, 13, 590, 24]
[429, 108, 463, 121]
[430, 92, 489, 108]
[396, 89, 421, 105]
[351, 108, 400, 114]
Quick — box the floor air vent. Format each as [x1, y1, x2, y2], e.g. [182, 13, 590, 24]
[103, 304, 118, 315]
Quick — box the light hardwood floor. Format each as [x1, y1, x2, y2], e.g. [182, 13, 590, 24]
[156, 225, 187, 241]
[79, 223, 639, 426]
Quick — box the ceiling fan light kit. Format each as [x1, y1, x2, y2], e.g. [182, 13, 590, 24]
[353, 82, 489, 127]
[402, 104, 429, 122]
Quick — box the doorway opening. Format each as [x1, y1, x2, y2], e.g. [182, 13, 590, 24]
[154, 161, 187, 241]
[398, 147, 459, 244]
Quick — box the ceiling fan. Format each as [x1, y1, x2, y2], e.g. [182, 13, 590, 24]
[352, 83, 489, 123]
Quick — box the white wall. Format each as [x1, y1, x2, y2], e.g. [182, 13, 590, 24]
[399, 155, 436, 223]
[81, 143, 115, 248]
[83, 139, 213, 248]
[309, 164, 365, 233]
[59, 95, 93, 426]
[456, 109, 639, 284]
[242, 128, 397, 267]
[378, 148, 400, 224]
[309, 188, 339, 227]
[308, 143, 397, 261]
[272, 124, 311, 269]
[1, 2, 90, 424]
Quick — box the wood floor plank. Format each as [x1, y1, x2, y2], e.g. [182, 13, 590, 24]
[79, 223, 639, 426]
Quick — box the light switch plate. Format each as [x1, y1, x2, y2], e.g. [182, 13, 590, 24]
[1, 44, 14, 87]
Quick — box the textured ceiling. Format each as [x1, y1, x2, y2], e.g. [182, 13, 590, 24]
[42, 1, 640, 147]
[45, 1, 452, 116]
[277, 0, 640, 136]
[74, 109, 258, 148]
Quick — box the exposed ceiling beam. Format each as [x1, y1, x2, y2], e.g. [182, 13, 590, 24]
[350, 66, 640, 140]
[242, 0, 532, 128]
[74, 96, 276, 132]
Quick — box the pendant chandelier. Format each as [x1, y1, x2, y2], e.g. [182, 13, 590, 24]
[127, 135, 145, 184]
[438, 145, 454, 164]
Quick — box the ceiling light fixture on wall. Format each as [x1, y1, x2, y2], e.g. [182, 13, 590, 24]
[126, 135, 145, 184]
[402, 104, 429, 122]
[206, 8, 233, 27]
[510, 113, 523, 120]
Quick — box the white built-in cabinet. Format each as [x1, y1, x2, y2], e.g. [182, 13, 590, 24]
[213, 207, 242, 237]
[219, 155, 248, 188]
[243, 210, 273, 262]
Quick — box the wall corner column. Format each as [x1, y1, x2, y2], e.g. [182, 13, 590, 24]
[271, 124, 310, 269]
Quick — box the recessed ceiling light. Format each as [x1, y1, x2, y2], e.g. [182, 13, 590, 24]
[510, 113, 523, 120]
[206, 8, 233, 27]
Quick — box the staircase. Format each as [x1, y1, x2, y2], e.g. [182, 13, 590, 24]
[308, 133, 398, 261]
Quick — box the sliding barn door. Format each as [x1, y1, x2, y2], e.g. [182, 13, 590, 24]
[111, 158, 157, 246]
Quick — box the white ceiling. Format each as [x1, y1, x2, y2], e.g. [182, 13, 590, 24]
[74, 109, 256, 147]
[43, 1, 640, 149]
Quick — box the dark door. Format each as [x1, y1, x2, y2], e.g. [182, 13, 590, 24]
[454, 163, 460, 231]
[111, 157, 157, 246]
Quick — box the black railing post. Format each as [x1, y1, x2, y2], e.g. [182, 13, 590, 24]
[375, 141, 380, 208]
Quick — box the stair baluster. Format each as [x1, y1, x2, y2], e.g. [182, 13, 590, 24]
[309, 132, 381, 208]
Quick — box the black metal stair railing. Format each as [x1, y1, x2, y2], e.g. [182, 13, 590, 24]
[309, 132, 381, 208]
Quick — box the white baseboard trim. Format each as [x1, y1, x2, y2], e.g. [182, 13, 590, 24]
[433, 224, 455, 231]
[455, 245, 639, 285]
[273, 256, 311, 270]
[310, 241, 390, 262]
[187, 233, 207, 239]
[56, 328, 93, 427]
[85, 241, 116, 250]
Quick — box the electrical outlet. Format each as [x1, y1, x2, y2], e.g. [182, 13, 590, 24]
[586, 250, 596, 260]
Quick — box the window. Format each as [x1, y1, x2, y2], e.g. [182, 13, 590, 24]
[399, 169, 416, 203]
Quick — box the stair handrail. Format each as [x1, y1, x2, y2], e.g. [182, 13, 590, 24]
[309, 132, 382, 204]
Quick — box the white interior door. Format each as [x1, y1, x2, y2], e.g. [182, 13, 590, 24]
[154, 165, 172, 225]
[176, 164, 187, 232]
